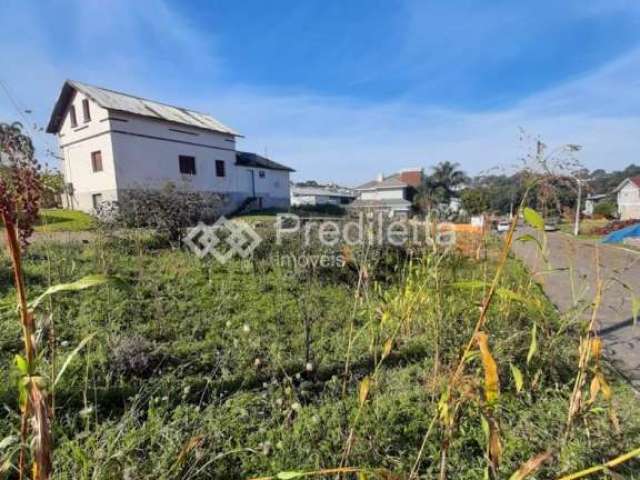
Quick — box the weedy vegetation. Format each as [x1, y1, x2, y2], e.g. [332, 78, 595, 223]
[1, 125, 639, 479]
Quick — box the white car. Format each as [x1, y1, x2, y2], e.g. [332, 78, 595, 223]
[496, 221, 510, 232]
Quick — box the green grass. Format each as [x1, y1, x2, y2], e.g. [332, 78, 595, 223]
[35, 208, 96, 232]
[559, 218, 608, 239]
[1, 235, 639, 478]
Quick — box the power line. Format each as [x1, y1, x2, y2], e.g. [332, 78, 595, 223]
[0, 78, 60, 165]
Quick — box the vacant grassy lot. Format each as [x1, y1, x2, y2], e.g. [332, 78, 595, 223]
[559, 218, 608, 239]
[35, 209, 96, 232]
[1, 232, 639, 479]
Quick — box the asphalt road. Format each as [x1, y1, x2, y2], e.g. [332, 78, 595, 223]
[512, 229, 640, 389]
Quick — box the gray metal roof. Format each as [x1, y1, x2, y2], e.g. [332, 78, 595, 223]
[291, 185, 356, 198]
[355, 173, 407, 190]
[349, 198, 412, 210]
[47, 80, 240, 136]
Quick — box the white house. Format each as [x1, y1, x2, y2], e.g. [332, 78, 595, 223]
[582, 193, 608, 216]
[351, 168, 423, 217]
[290, 183, 356, 207]
[46, 80, 294, 213]
[615, 176, 640, 220]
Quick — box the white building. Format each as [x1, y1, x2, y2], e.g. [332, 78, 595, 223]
[46, 80, 294, 213]
[582, 193, 608, 216]
[351, 168, 423, 216]
[290, 184, 356, 207]
[616, 176, 640, 220]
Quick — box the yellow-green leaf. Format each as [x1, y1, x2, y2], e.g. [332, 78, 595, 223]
[527, 324, 537, 366]
[277, 472, 305, 479]
[477, 332, 500, 404]
[438, 391, 450, 424]
[54, 333, 97, 387]
[14, 354, 29, 376]
[358, 376, 371, 407]
[31, 274, 110, 309]
[515, 234, 542, 250]
[523, 207, 544, 230]
[510, 363, 524, 393]
[632, 296, 640, 326]
[598, 372, 612, 401]
[381, 338, 393, 360]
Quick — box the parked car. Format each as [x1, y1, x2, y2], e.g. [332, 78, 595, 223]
[496, 220, 511, 232]
[544, 218, 559, 231]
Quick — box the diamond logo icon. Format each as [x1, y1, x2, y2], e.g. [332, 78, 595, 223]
[184, 216, 261, 263]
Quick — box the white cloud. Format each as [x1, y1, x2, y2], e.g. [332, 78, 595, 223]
[201, 47, 640, 185]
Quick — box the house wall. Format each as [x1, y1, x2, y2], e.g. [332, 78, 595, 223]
[359, 188, 406, 201]
[57, 99, 290, 212]
[584, 200, 594, 216]
[618, 183, 640, 220]
[291, 195, 318, 206]
[236, 165, 290, 209]
[291, 194, 350, 207]
[58, 92, 117, 211]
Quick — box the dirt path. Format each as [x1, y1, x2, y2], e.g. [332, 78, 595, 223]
[0, 230, 96, 245]
[512, 229, 640, 389]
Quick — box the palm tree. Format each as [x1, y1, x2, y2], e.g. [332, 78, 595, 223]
[428, 161, 468, 199]
[414, 162, 468, 214]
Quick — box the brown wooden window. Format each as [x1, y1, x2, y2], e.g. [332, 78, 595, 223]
[82, 99, 91, 122]
[69, 105, 78, 128]
[91, 151, 103, 172]
[179, 155, 196, 175]
[215, 160, 225, 177]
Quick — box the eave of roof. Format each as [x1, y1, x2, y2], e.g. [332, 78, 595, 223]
[46, 80, 241, 136]
[355, 180, 408, 190]
[615, 176, 640, 192]
[235, 151, 295, 172]
[349, 198, 411, 208]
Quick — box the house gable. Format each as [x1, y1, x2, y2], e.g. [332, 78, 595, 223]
[48, 80, 240, 136]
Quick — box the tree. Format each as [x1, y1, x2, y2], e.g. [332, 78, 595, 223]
[593, 200, 617, 219]
[40, 168, 64, 208]
[428, 161, 468, 200]
[461, 187, 490, 215]
[413, 161, 469, 215]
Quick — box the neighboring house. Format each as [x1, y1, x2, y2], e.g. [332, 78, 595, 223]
[615, 176, 640, 220]
[290, 183, 356, 207]
[46, 80, 294, 213]
[582, 193, 608, 216]
[351, 168, 423, 217]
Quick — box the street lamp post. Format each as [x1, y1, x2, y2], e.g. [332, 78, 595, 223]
[574, 178, 583, 236]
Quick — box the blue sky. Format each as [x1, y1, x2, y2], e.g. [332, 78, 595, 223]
[1, 0, 639, 185]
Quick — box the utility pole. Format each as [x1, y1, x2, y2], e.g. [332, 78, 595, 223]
[572, 176, 590, 237]
[574, 178, 582, 236]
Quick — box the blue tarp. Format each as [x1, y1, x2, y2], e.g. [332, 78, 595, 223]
[602, 222, 640, 244]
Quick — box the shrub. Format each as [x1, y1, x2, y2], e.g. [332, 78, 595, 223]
[110, 335, 160, 378]
[592, 200, 617, 219]
[291, 203, 346, 216]
[594, 218, 639, 235]
[103, 182, 224, 245]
